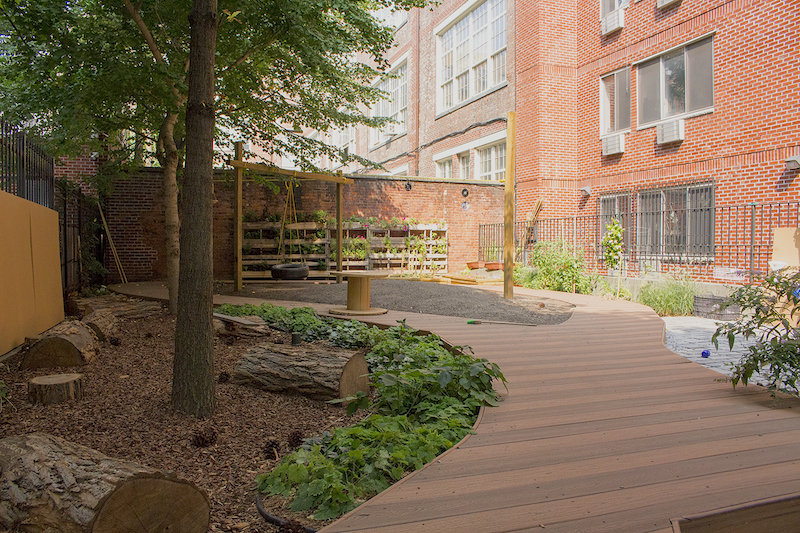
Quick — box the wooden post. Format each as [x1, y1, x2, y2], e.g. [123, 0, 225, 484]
[336, 177, 344, 283]
[504, 111, 517, 300]
[234, 142, 244, 292]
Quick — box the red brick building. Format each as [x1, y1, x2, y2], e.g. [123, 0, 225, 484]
[339, 0, 799, 278]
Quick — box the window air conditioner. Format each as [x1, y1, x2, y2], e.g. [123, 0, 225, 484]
[601, 134, 625, 156]
[601, 9, 624, 36]
[656, 119, 684, 145]
[656, 0, 681, 8]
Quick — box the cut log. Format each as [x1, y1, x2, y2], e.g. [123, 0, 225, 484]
[20, 321, 99, 370]
[81, 310, 118, 342]
[28, 373, 84, 405]
[233, 342, 370, 400]
[0, 433, 209, 533]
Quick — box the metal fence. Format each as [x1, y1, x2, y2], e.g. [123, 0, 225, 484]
[54, 183, 104, 294]
[0, 118, 54, 208]
[479, 200, 800, 283]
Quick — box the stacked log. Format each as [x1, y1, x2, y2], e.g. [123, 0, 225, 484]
[233, 342, 369, 400]
[20, 321, 99, 370]
[0, 433, 209, 532]
[81, 310, 118, 342]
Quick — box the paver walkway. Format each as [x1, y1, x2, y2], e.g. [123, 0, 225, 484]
[112, 282, 800, 532]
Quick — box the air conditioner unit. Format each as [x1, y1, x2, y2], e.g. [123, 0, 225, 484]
[656, 0, 681, 8]
[656, 119, 685, 144]
[601, 134, 625, 156]
[601, 8, 624, 36]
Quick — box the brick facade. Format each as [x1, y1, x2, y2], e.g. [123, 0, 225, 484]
[103, 170, 504, 283]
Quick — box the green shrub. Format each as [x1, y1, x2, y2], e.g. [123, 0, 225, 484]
[637, 275, 697, 316]
[517, 240, 592, 294]
[713, 270, 800, 393]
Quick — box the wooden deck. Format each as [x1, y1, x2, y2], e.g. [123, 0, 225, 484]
[115, 282, 800, 532]
[309, 289, 800, 533]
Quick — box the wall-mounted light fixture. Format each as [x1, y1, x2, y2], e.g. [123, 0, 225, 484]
[786, 156, 800, 171]
[405, 181, 412, 191]
[462, 188, 469, 197]
[580, 186, 592, 197]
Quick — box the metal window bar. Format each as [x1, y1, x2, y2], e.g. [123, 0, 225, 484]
[479, 200, 800, 282]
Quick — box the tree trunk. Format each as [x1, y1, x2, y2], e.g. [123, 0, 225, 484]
[81, 310, 118, 342]
[21, 321, 99, 370]
[0, 433, 209, 532]
[233, 343, 370, 400]
[28, 373, 84, 405]
[159, 112, 181, 316]
[173, 0, 218, 417]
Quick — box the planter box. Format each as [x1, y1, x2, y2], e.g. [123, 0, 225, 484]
[485, 261, 502, 271]
[466, 260, 485, 269]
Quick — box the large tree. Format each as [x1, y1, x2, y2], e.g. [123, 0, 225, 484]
[1, 0, 428, 416]
[0, 0, 425, 313]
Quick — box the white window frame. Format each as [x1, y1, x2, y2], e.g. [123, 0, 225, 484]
[477, 142, 505, 181]
[601, 0, 629, 17]
[636, 35, 715, 128]
[600, 67, 631, 137]
[371, 59, 409, 147]
[436, 0, 507, 113]
[437, 158, 453, 179]
[459, 152, 470, 180]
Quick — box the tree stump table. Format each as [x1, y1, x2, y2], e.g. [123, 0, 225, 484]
[328, 270, 391, 316]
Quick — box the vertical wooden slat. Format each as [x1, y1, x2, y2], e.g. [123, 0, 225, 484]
[336, 180, 344, 282]
[234, 141, 243, 292]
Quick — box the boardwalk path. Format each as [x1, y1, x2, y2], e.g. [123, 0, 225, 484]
[113, 282, 800, 532]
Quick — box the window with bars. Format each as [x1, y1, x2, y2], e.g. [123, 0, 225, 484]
[371, 62, 408, 146]
[638, 37, 714, 126]
[438, 0, 506, 112]
[599, 194, 631, 260]
[637, 183, 715, 258]
[477, 143, 505, 181]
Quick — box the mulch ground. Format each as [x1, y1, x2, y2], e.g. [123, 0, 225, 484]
[0, 286, 574, 532]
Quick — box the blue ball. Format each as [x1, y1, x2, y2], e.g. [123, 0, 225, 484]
[701, 350, 711, 358]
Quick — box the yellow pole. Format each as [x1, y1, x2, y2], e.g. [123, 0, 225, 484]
[234, 142, 243, 291]
[336, 175, 344, 283]
[504, 112, 517, 299]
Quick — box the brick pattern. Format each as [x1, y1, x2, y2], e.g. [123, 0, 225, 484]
[104, 171, 504, 283]
[54, 153, 100, 196]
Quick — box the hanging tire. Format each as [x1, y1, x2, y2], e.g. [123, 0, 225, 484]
[270, 263, 310, 280]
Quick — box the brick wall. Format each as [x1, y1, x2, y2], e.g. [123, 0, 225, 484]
[54, 152, 100, 196]
[104, 170, 504, 283]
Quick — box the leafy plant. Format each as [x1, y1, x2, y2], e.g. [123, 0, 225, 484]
[601, 219, 625, 270]
[713, 270, 800, 393]
[637, 274, 696, 316]
[218, 303, 507, 520]
[518, 240, 592, 294]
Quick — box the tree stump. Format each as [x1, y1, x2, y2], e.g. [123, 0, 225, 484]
[20, 321, 99, 370]
[28, 373, 84, 405]
[232, 342, 370, 400]
[0, 433, 209, 533]
[81, 310, 118, 342]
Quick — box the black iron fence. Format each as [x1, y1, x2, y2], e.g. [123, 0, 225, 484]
[0, 118, 54, 208]
[54, 183, 105, 295]
[479, 200, 800, 283]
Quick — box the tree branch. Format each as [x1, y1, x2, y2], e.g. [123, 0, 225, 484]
[122, 0, 167, 65]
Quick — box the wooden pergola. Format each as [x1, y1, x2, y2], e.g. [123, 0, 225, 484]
[227, 141, 353, 291]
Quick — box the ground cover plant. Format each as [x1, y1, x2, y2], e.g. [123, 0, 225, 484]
[214, 303, 507, 520]
[713, 270, 800, 393]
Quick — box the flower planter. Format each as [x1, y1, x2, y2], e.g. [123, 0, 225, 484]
[466, 260, 484, 269]
[485, 261, 502, 270]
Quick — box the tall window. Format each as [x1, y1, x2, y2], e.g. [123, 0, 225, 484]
[371, 62, 408, 146]
[637, 183, 715, 258]
[459, 153, 470, 180]
[638, 37, 714, 125]
[437, 159, 452, 179]
[601, 0, 628, 16]
[438, 0, 506, 112]
[330, 124, 355, 166]
[478, 143, 505, 181]
[600, 68, 630, 135]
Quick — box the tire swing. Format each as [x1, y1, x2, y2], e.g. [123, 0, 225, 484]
[271, 180, 309, 280]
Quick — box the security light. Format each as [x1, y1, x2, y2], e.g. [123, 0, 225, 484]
[580, 186, 591, 197]
[786, 156, 800, 171]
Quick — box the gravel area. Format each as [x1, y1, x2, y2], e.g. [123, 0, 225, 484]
[218, 279, 576, 326]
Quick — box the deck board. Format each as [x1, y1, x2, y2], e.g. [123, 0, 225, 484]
[316, 288, 800, 533]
